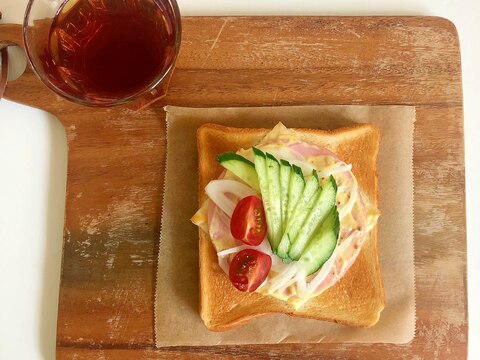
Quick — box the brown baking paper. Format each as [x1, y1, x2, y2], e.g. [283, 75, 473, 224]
[155, 105, 415, 347]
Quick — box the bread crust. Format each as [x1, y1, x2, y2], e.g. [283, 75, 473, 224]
[197, 123, 384, 331]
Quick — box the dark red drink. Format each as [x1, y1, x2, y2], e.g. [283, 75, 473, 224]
[40, 0, 179, 104]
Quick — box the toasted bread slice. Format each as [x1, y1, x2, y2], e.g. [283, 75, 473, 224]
[197, 123, 384, 331]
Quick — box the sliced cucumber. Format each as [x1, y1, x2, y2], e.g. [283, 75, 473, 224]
[276, 170, 320, 259]
[265, 153, 282, 250]
[279, 159, 291, 232]
[298, 207, 339, 275]
[276, 237, 291, 261]
[287, 165, 305, 217]
[288, 175, 337, 260]
[253, 148, 277, 251]
[217, 152, 260, 192]
[228, 147, 339, 272]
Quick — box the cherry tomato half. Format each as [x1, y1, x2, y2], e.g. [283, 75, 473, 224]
[230, 195, 267, 246]
[229, 249, 272, 292]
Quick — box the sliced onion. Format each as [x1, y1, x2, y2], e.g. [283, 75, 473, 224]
[337, 231, 359, 253]
[258, 146, 315, 174]
[270, 254, 291, 274]
[295, 269, 307, 297]
[277, 276, 298, 295]
[205, 179, 258, 217]
[216, 237, 272, 258]
[339, 180, 358, 219]
[217, 245, 250, 258]
[267, 263, 298, 293]
[217, 254, 230, 274]
[317, 163, 352, 179]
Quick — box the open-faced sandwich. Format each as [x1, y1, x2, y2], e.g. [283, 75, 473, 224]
[192, 123, 384, 331]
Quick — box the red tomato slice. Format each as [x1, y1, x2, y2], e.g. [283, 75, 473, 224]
[229, 249, 272, 292]
[230, 195, 267, 246]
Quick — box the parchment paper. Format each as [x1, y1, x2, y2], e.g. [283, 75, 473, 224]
[155, 105, 415, 347]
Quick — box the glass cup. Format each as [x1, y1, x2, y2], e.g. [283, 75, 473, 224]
[23, 0, 181, 107]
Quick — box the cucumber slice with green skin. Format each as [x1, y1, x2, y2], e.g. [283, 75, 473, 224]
[217, 152, 260, 192]
[288, 175, 337, 260]
[276, 233, 292, 261]
[253, 148, 277, 251]
[265, 153, 282, 251]
[287, 165, 305, 217]
[298, 207, 339, 275]
[276, 170, 320, 259]
[279, 159, 291, 232]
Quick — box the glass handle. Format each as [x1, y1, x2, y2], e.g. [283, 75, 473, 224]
[1, 8, 25, 100]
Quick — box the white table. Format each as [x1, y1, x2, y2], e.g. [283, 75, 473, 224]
[1, 1, 478, 359]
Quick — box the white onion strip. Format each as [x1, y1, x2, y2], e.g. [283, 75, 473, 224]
[316, 163, 352, 179]
[339, 179, 358, 219]
[277, 276, 298, 295]
[267, 263, 298, 293]
[275, 267, 307, 297]
[217, 245, 250, 258]
[205, 179, 258, 217]
[295, 270, 308, 297]
[337, 231, 360, 253]
[217, 237, 272, 258]
[217, 254, 230, 274]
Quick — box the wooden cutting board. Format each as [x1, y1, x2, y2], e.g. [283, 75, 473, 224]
[0, 16, 467, 359]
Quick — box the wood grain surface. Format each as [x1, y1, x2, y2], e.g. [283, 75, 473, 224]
[0, 16, 466, 359]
